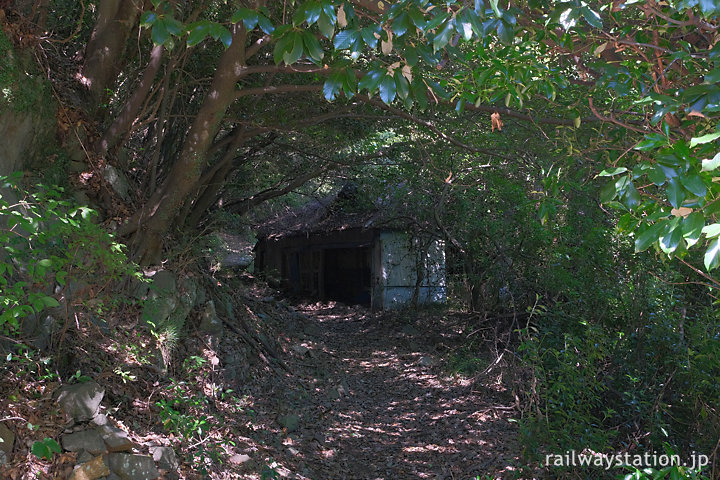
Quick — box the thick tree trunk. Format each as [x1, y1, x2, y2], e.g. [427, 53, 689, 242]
[81, 0, 142, 108]
[97, 44, 164, 158]
[128, 24, 247, 265]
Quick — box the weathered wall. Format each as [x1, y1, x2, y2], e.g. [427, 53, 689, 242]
[377, 231, 446, 310]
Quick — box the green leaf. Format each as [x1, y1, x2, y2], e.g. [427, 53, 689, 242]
[581, 6, 602, 29]
[704, 238, 720, 270]
[432, 20, 454, 52]
[186, 22, 209, 46]
[334, 29, 359, 50]
[424, 12, 450, 32]
[392, 12, 411, 37]
[701, 152, 720, 172]
[140, 12, 157, 27]
[323, 71, 343, 101]
[659, 217, 682, 254]
[257, 14, 275, 34]
[666, 177, 685, 208]
[231, 8, 259, 30]
[302, 31, 324, 61]
[635, 220, 667, 252]
[394, 70, 409, 100]
[317, 12, 334, 38]
[702, 223, 720, 238]
[597, 167, 627, 177]
[273, 33, 294, 64]
[282, 32, 304, 65]
[378, 74, 397, 104]
[342, 68, 358, 98]
[151, 19, 170, 46]
[635, 134, 666, 151]
[648, 165, 666, 186]
[358, 69, 384, 92]
[679, 173, 707, 197]
[682, 212, 704, 247]
[303, 1, 322, 25]
[489, 0, 501, 18]
[497, 19, 514, 45]
[689, 132, 720, 147]
[599, 178, 618, 203]
[408, 7, 427, 30]
[209, 23, 232, 48]
[361, 25, 380, 49]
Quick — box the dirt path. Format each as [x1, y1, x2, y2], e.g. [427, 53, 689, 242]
[236, 303, 520, 480]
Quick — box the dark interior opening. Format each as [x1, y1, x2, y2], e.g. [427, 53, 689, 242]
[323, 247, 372, 305]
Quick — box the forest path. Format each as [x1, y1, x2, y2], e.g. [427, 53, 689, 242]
[240, 303, 520, 480]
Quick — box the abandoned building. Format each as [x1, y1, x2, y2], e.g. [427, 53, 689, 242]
[254, 186, 446, 310]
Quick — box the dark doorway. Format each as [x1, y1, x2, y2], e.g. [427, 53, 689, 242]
[324, 247, 372, 305]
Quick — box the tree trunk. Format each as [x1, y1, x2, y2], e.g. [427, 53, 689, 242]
[97, 44, 164, 158]
[81, 0, 142, 109]
[128, 24, 247, 265]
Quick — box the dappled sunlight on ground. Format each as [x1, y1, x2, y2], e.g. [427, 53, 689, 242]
[233, 302, 521, 479]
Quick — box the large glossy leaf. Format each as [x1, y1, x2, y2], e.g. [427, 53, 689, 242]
[358, 69, 384, 92]
[323, 71, 343, 101]
[395, 70, 410, 100]
[257, 14, 275, 34]
[704, 238, 720, 271]
[597, 167, 627, 177]
[282, 32, 304, 65]
[635, 220, 667, 252]
[302, 31, 324, 62]
[378, 74, 397, 104]
[151, 19, 170, 46]
[497, 19, 514, 44]
[232, 8, 258, 30]
[682, 212, 704, 247]
[689, 131, 720, 147]
[702, 223, 720, 238]
[334, 29, 359, 50]
[186, 22, 210, 46]
[679, 173, 707, 197]
[361, 25, 381, 49]
[666, 177, 685, 208]
[647, 165, 666, 186]
[659, 217, 682, 254]
[701, 152, 720, 172]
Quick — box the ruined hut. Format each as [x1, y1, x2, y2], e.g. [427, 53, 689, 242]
[254, 185, 446, 310]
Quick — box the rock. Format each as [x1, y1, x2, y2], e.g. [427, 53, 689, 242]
[149, 446, 178, 471]
[98, 426, 134, 453]
[228, 453, 251, 465]
[150, 270, 176, 293]
[92, 414, 108, 426]
[56, 382, 105, 423]
[291, 344, 309, 356]
[221, 253, 253, 270]
[69, 455, 110, 480]
[418, 356, 437, 367]
[61, 429, 105, 454]
[0, 422, 14, 462]
[77, 450, 94, 463]
[198, 300, 223, 336]
[21, 313, 58, 350]
[101, 164, 130, 201]
[278, 414, 300, 433]
[106, 453, 159, 480]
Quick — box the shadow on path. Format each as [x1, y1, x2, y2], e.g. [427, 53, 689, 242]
[245, 303, 520, 480]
